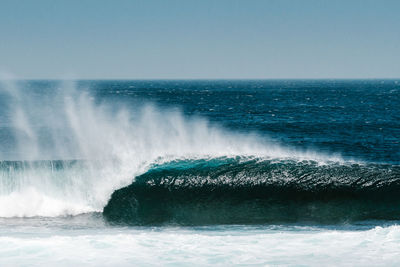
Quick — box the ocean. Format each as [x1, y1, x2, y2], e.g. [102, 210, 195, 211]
[0, 79, 399, 266]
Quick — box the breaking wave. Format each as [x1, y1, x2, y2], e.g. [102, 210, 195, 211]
[103, 158, 400, 225]
[0, 79, 383, 221]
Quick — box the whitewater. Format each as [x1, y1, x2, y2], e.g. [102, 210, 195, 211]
[1, 224, 400, 266]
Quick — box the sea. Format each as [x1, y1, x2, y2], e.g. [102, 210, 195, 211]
[0, 79, 399, 266]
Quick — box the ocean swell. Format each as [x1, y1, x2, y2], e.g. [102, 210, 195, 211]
[103, 158, 400, 225]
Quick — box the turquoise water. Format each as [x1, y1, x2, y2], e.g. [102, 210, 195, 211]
[0, 80, 399, 265]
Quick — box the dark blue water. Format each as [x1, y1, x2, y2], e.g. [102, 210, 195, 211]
[82, 79, 399, 164]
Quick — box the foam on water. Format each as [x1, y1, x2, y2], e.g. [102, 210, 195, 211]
[0, 80, 343, 217]
[0, 225, 400, 266]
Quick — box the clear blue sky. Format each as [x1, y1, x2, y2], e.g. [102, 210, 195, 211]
[0, 0, 399, 79]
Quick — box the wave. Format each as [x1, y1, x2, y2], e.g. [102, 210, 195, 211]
[103, 158, 400, 225]
[0, 80, 347, 218]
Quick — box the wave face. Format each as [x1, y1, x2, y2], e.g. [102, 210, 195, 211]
[103, 158, 400, 225]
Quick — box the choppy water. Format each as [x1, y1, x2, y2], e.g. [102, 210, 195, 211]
[0, 80, 399, 265]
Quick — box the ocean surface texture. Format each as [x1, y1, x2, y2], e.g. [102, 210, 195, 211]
[0, 80, 399, 266]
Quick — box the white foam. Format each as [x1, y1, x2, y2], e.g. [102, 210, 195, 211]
[0, 187, 93, 217]
[0, 225, 399, 266]
[0, 80, 344, 217]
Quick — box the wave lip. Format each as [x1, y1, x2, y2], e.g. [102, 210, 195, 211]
[103, 158, 400, 225]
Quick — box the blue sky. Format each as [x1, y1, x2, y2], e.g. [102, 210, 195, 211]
[0, 0, 399, 79]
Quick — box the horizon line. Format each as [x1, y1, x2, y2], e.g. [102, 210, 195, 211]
[2, 77, 400, 81]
